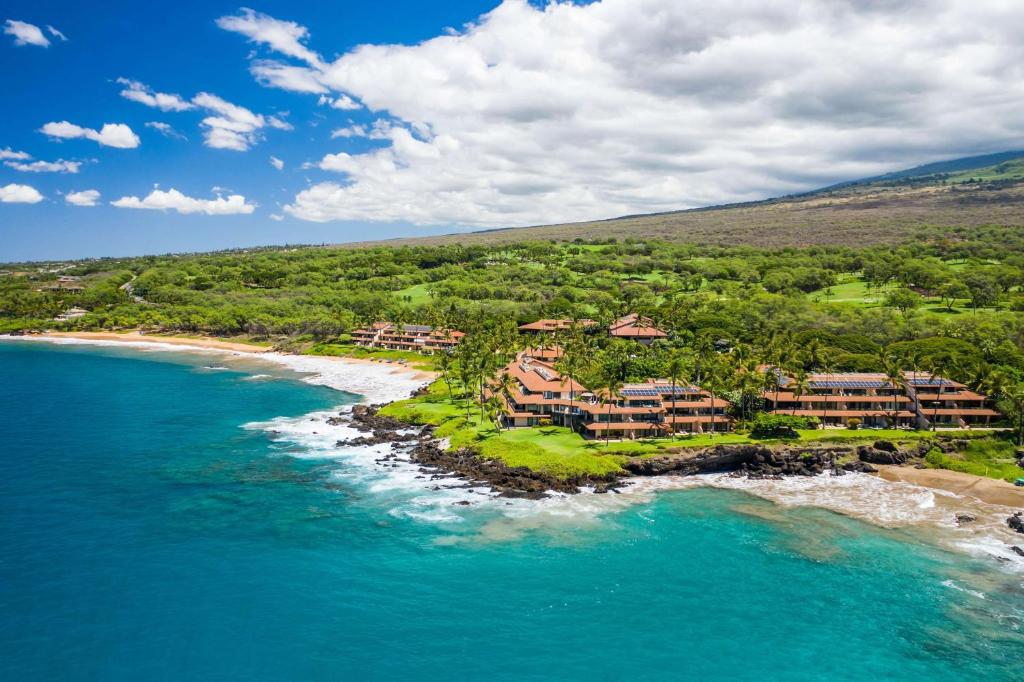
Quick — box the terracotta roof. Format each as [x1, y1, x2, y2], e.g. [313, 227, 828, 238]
[609, 313, 667, 338]
[518, 319, 597, 332]
[583, 422, 663, 432]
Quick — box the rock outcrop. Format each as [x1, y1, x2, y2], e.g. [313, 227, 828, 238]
[1008, 512, 1024, 535]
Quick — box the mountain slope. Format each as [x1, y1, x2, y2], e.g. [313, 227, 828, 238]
[347, 152, 1024, 249]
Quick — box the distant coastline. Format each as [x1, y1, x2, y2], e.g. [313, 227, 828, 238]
[1, 331, 435, 405]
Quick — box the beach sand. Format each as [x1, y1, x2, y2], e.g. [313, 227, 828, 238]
[875, 465, 1024, 507]
[41, 331, 269, 353]
[14, 331, 436, 403]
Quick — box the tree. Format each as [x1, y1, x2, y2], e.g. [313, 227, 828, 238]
[938, 280, 969, 312]
[880, 354, 908, 428]
[595, 380, 623, 445]
[997, 381, 1024, 446]
[664, 349, 690, 438]
[790, 370, 810, 417]
[927, 354, 954, 432]
[884, 287, 923, 314]
[554, 329, 592, 432]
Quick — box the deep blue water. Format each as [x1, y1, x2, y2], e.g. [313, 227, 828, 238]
[1, 341, 1022, 681]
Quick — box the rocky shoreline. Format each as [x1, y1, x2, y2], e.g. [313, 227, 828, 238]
[337, 405, 1000, 501]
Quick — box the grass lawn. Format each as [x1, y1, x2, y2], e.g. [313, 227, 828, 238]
[393, 283, 433, 305]
[376, 383, 984, 479]
[925, 439, 1024, 482]
[304, 342, 436, 370]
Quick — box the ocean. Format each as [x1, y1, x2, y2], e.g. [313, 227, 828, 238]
[0, 340, 1021, 681]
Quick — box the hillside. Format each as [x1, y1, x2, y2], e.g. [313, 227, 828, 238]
[349, 152, 1024, 249]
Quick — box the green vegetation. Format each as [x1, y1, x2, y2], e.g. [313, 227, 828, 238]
[925, 440, 1024, 483]
[5, 166, 1024, 482]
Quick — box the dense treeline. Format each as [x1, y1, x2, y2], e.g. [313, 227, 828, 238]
[4, 225, 1024, 380]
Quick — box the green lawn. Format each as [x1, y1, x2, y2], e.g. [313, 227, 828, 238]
[393, 283, 433, 305]
[304, 342, 436, 370]
[925, 439, 1024, 482]
[376, 383, 986, 479]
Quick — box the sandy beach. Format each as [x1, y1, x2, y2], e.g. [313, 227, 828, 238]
[40, 331, 270, 353]
[874, 465, 1024, 507]
[6, 331, 436, 404]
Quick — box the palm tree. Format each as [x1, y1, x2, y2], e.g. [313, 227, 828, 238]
[436, 350, 455, 402]
[818, 352, 835, 429]
[881, 355, 907, 429]
[595, 378, 624, 445]
[703, 359, 728, 438]
[790, 369, 810, 417]
[490, 371, 518, 429]
[927, 354, 953, 431]
[997, 381, 1024, 446]
[664, 350, 689, 438]
[554, 330, 591, 432]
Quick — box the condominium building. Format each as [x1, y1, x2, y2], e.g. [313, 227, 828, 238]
[498, 349, 731, 438]
[350, 322, 464, 353]
[518, 318, 598, 333]
[608, 313, 668, 345]
[763, 371, 1001, 429]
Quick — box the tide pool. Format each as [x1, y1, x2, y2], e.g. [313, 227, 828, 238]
[0, 341, 1021, 681]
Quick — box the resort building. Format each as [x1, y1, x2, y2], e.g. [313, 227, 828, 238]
[608, 313, 668, 345]
[763, 371, 1001, 429]
[53, 307, 88, 322]
[350, 322, 464, 353]
[906, 374, 1002, 429]
[497, 348, 732, 438]
[518, 318, 598, 334]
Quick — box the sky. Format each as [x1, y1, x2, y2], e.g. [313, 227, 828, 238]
[2, 0, 1024, 262]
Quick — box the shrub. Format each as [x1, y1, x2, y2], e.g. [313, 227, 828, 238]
[750, 413, 819, 439]
[848, 417, 862, 430]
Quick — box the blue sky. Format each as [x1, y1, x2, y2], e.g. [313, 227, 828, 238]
[2, 0, 1023, 262]
[1, 1, 503, 261]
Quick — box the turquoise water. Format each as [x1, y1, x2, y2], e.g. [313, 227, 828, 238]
[1, 341, 1022, 681]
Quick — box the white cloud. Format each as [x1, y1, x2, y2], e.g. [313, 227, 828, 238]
[117, 78, 195, 112]
[66, 189, 100, 206]
[330, 125, 368, 139]
[5, 158, 80, 173]
[270, 156, 284, 170]
[270, 213, 284, 221]
[0, 183, 43, 203]
[4, 19, 49, 47]
[216, 2, 1024, 227]
[46, 25, 66, 41]
[40, 121, 140, 149]
[0, 147, 31, 160]
[317, 95, 362, 111]
[111, 188, 256, 215]
[190, 92, 291, 151]
[145, 121, 186, 140]
[251, 60, 327, 93]
[216, 8, 323, 67]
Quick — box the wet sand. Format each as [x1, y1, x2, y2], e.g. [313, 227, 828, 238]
[875, 465, 1024, 507]
[41, 331, 269, 353]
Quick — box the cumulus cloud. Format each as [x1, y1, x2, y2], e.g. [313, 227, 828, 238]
[270, 156, 284, 170]
[40, 121, 140, 149]
[191, 92, 292, 151]
[0, 183, 43, 203]
[216, 8, 323, 67]
[111, 187, 256, 215]
[118, 78, 195, 112]
[65, 189, 100, 206]
[4, 19, 49, 47]
[0, 148, 31, 161]
[145, 121, 186, 140]
[317, 94, 360, 111]
[215, 1, 1024, 227]
[5, 158, 81, 173]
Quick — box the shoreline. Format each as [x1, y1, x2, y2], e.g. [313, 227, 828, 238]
[2, 331, 436, 405]
[874, 465, 1024, 507]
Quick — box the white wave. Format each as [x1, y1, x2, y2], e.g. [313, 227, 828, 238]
[941, 579, 987, 600]
[1, 334, 431, 405]
[242, 374, 275, 381]
[245, 407, 495, 523]
[257, 353, 428, 404]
